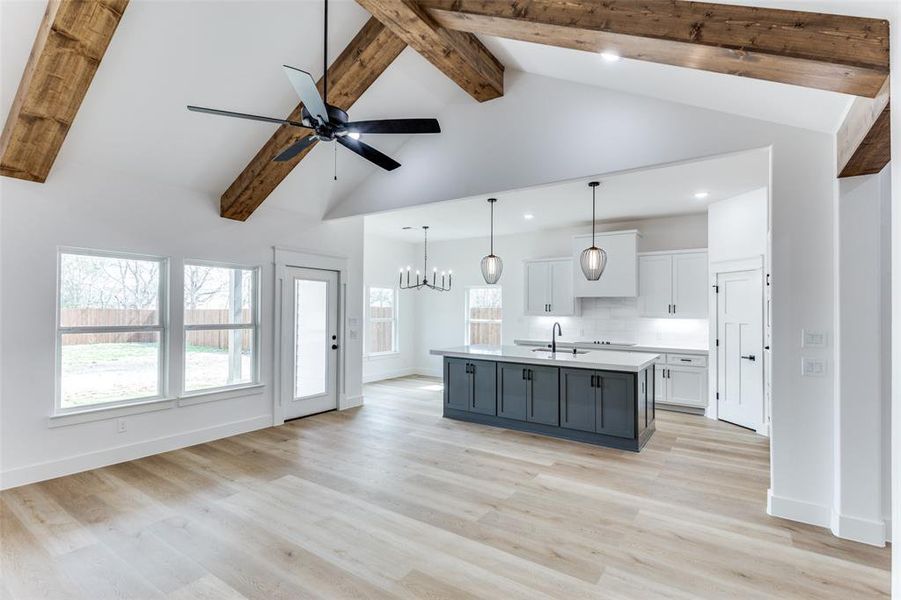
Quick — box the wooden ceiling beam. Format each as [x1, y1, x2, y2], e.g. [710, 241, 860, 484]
[220, 17, 406, 221]
[1, 0, 129, 183]
[837, 79, 890, 178]
[417, 0, 889, 98]
[355, 0, 503, 102]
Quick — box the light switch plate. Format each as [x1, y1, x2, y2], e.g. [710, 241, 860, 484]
[801, 329, 827, 348]
[801, 357, 826, 377]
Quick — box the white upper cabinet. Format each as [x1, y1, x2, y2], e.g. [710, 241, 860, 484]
[524, 258, 578, 316]
[571, 230, 639, 297]
[638, 255, 672, 317]
[638, 250, 708, 319]
[672, 252, 708, 318]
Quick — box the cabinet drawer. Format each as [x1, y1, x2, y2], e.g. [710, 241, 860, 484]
[666, 353, 707, 368]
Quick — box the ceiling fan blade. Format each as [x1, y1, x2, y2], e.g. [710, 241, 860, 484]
[282, 65, 329, 124]
[273, 135, 318, 162]
[342, 118, 441, 135]
[186, 105, 309, 128]
[337, 136, 400, 171]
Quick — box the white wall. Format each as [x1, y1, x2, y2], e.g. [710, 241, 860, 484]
[0, 159, 365, 488]
[890, 2, 901, 590]
[332, 70, 837, 529]
[834, 166, 892, 545]
[708, 188, 768, 263]
[410, 214, 708, 375]
[362, 233, 419, 382]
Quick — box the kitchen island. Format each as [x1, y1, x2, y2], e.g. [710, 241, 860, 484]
[430, 345, 659, 451]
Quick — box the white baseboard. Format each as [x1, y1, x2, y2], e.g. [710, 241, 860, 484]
[767, 489, 831, 528]
[830, 510, 888, 547]
[0, 414, 272, 491]
[340, 394, 364, 410]
[414, 367, 442, 378]
[362, 367, 417, 383]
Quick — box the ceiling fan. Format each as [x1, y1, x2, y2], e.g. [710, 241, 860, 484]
[186, 0, 440, 171]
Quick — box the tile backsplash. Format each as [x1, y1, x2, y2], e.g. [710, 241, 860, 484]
[521, 297, 708, 348]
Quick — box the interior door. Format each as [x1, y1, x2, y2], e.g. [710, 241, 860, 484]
[672, 252, 708, 318]
[525, 261, 550, 315]
[638, 255, 672, 317]
[716, 269, 764, 430]
[285, 267, 339, 419]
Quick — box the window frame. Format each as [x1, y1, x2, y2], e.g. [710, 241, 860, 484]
[365, 285, 399, 357]
[181, 259, 261, 396]
[54, 247, 170, 415]
[464, 285, 503, 346]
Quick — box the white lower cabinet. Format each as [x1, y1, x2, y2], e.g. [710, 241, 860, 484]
[655, 353, 708, 409]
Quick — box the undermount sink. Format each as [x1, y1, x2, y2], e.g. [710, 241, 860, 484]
[532, 348, 589, 355]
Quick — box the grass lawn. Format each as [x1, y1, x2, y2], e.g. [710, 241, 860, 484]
[61, 343, 251, 407]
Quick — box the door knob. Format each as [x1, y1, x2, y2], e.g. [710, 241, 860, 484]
[740, 354, 756, 361]
[332, 344, 338, 350]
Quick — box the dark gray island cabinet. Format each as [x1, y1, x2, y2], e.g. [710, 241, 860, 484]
[436, 347, 657, 452]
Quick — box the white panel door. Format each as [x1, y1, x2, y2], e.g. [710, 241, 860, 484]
[548, 260, 575, 316]
[716, 269, 764, 430]
[572, 231, 638, 297]
[285, 267, 339, 419]
[666, 366, 708, 408]
[672, 252, 708, 318]
[638, 255, 673, 317]
[524, 261, 551, 315]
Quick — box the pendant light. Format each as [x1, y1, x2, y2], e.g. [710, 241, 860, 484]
[580, 181, 607, 281]
[399, 226, 451, 291]
[480, 198, 503, 284]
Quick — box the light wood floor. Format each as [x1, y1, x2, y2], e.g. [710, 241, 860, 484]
[1, 376, 891, 599]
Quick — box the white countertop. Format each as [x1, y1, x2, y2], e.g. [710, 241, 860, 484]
[513, 338, 709, 355]
[430, 345, 660, 372]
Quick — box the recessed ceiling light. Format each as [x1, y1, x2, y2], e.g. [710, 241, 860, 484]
[523, 213, 534, 220]
[600, 51, 620, 62]
[694, 191, 709, 199]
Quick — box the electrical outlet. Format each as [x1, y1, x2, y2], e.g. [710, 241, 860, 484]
[801, 357, 826, 377]
[117, 418, 127, 433]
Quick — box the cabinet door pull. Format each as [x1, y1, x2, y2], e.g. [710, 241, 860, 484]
[672, 304, 676, 314]
[528, 369, 533, 381]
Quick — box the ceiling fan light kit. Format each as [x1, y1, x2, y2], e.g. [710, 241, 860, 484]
[480, 197, 503, 284]
[580, 181, 608, 281]
[187, 0, 439, 172]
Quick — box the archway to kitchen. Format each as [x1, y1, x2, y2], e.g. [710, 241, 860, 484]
[362, 147, 771, 431]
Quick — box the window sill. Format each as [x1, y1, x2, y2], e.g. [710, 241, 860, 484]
[178, 383, 265, 407]
[365, 352, 401, 361]
[47, 384, 266, 428]
[49, 397, 177, 428]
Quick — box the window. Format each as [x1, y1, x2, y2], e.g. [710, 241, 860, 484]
[184, 262, 259, 393]
[466, 287, 502, 345]
[367, 286, 397, 355]
[57, 250, 167, 411]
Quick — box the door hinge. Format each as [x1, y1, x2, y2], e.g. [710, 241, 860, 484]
[766, 273, 770, 286]
[713, 284, 719, 293]
[716, 392, 720, 400]
[715, 339, 720, 347]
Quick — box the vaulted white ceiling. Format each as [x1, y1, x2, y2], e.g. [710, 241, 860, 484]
[1, 0, 889, 218]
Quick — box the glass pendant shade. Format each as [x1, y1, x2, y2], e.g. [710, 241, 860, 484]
[580, 246, 607, 281]
[481, 197, 503, 284]
[581, 181, 607, 281]
[481, 254, 503, 284]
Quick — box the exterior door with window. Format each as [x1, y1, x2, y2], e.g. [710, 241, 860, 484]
[284, 267, 339, 419]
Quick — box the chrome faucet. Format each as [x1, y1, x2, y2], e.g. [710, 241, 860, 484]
[551, 322, 562, 354]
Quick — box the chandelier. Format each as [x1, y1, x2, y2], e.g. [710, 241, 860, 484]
[399, 226, 452, 291]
